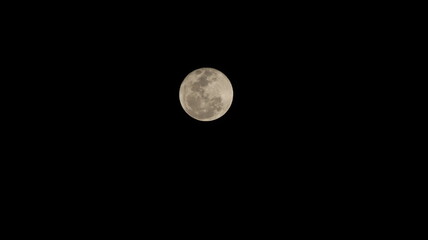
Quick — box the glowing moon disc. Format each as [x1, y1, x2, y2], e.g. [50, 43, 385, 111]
[179, 67, 233, 121]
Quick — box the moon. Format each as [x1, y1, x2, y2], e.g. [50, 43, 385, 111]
[179, 67, 233, 121]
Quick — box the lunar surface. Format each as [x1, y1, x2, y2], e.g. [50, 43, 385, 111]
[179, 67, 233, 121]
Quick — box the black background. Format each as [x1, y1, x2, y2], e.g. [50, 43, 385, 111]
[10, 2, 393, 231]
[29, 4, 377, 165]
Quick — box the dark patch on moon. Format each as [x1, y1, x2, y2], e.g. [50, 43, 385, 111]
[201, 91, 210, 99]
[195, 70, 202, 75]
[198, 75, 209, 86]
[191, 82, 202, 92]
[204, 69, 213, 76]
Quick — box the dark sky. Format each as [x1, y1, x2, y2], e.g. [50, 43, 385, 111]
[17, 3, 389, 227]
[26, 3, 381, 177]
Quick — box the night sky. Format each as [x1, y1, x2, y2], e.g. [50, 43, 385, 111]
[27, 3, 380, 184]
[16, 3, 389, 230]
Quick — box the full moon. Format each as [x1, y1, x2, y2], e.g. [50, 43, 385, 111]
[179, 67, 233, 121]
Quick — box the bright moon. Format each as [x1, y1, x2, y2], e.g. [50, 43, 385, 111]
[179, 67, 233, 121]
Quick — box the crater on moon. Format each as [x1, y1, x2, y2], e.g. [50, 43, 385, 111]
[179, 67, 233, 121]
